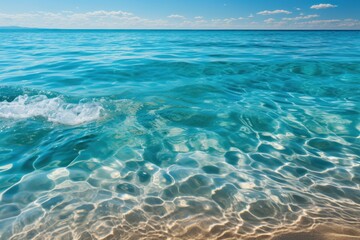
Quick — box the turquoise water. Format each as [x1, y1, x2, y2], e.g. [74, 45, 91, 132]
[0, 30, 359, 239]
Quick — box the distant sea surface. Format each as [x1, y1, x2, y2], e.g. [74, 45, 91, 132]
[0, 30, 359, 239]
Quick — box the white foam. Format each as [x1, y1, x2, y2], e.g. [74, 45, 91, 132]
[0, 95, 104, 125]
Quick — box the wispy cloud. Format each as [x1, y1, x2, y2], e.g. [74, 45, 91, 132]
[310, 4, 337, 9]
[0, 9, 358, 30]
[302, 19, 340, 24]
[283, 14, 319, 21]
[167, 14, 185, 19]
[338, 19, 360, 27]
[264, 18, 275, 24]
[0, 10, 247, 29]
[257, 10, 291, 15]
[211, 18, 238, 24]
[82, 10, 133, 17]
[291, 18, 360, 29]
[0, 11, 165, 29]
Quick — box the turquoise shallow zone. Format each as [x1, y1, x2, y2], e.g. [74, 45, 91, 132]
[0, 30, 359, 239]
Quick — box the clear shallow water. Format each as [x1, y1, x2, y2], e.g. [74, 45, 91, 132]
[0, 30, 359, 239]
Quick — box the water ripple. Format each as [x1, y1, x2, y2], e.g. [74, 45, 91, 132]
[0, 30, 359, 239]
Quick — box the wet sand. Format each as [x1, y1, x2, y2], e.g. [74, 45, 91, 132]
[272, 224, 360, 240]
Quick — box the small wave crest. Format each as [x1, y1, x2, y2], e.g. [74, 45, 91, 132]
[0, 95, 104, 125]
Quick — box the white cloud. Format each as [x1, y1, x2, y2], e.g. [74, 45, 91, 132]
[0, 11, 248, 29]
[0, 11, 166, 29]
[264, 18, 275, 24]
[283, 14, 319, 21]
[295, 18, 360, 29]
[211, 18, 238, 24]
[310, 4, 337, 9]
[338, 19, 360, 27]
[257, 10, 291, 15]
[195, 19, 207, 24]
[303, 19, 340, 24]
[296, 8, 301, 11]
[248, 14, 254, 18]
[84, 10, 133, 17]
[0, 12, 39, 20]
[167, 14, 185, 19]
[0, 9, 359, 30]
[224, 18, 237, 24]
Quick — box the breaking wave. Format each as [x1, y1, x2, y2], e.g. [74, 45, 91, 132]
[0, 94, 104, 125]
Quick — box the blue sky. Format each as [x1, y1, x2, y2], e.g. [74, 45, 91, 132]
[0, 0, 359, 29]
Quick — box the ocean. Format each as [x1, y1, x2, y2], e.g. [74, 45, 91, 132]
[0, 30, 359, 239]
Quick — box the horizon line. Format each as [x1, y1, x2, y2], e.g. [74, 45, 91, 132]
[1, 26, 359, 31]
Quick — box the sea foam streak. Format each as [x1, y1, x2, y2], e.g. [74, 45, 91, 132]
[0, 95, 104, 125]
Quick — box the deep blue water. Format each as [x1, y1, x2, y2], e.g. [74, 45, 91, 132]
[0, 30, 359, 239]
